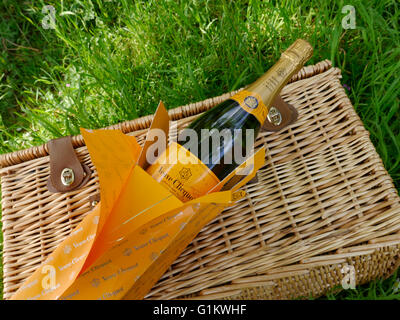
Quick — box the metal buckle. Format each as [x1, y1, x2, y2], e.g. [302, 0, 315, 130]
[61, 168, 75, 186]
[267, 106, 282, 126]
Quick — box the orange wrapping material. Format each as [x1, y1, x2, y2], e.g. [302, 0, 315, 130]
[10, 103, 265, 300]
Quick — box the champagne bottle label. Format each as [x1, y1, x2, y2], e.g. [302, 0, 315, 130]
[146, 142, 221, 202]
[230, 90, 269, 125]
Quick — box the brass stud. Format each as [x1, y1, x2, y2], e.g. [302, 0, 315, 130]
[61, 168, 74, 186]
[267, 106, 282, 126]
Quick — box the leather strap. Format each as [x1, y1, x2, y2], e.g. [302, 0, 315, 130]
[47, 136, 91, 193]
[261, 95, 298, 132]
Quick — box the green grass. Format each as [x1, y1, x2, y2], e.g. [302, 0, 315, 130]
[323, 269, 400, 300]
[0, 0, 399, 300]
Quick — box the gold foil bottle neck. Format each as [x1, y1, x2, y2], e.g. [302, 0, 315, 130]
[281, 39, 313, 66]
[240, 39, 314, 125]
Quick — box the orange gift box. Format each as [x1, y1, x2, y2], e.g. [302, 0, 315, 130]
[10, 102, 265, 300]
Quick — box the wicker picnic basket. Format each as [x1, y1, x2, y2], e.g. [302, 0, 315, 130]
[1, 60, 400, 300]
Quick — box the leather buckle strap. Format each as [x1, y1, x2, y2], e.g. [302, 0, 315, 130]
[47, 136, 91, 193]
[261, 95, 298, 132]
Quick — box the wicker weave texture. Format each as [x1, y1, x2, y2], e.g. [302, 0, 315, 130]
[1, 60, 400, 300]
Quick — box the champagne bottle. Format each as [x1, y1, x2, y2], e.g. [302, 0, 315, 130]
[147, 39, 313, 202]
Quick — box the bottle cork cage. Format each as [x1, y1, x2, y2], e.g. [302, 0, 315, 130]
[1, 60, 400, 300]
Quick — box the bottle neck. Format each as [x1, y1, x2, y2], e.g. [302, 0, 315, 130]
[246, 56, 302, 123]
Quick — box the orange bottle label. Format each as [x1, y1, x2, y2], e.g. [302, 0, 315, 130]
[146, 142, 221, 202]
[230, 89, 269, 125]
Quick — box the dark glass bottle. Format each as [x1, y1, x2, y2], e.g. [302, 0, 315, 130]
[147, 39, 313, 202]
